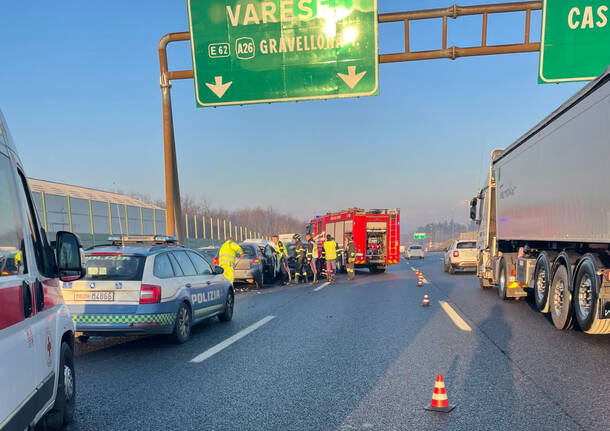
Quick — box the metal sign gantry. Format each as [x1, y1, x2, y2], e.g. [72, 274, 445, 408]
[159, 1, 542, 240]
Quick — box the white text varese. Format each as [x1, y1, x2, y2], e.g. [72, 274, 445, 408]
[227, 1, 324, 26]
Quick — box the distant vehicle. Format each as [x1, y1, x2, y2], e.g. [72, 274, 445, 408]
[62, 235, 234, 344]
[406, 245, 424, 259]
[471, 69, 610, 334]
[198, 246, 219, 265]
[400, 245, 406, 253]
[443, 240, 477, 273]
[234, 242, 277, 288]
[1, 109, 86, 431]
[307, 208, 401, 274]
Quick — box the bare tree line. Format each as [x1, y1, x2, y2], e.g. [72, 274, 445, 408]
[128, 192, 305, 237]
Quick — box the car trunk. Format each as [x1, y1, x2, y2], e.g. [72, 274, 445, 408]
[235, 256, 253, 270]
[62, 253, 144, 306]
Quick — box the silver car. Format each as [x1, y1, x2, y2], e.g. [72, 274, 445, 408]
[405, 245, 424, 259]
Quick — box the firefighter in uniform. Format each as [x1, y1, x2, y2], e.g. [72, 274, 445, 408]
[218, 237, 243, 285]
[346, 236, 356, 280]
[293, 234, 307, 284]
[271, 235, 290, 285]
[323, 234, 337, 283]
[305, 233, 318, 284]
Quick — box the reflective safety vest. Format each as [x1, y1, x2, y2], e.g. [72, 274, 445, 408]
[323, 240, 337, 260]
[218, 240, 243, 267]
[275, 241, 287, 260]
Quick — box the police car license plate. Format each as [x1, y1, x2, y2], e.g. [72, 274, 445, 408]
[74, 291, 114, 301]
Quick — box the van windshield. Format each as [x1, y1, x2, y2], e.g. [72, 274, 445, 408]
[84, 254, 145, 281]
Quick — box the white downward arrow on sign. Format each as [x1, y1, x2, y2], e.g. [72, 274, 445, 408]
[205, 76, 233, 98]
[337, 66, 366, 89]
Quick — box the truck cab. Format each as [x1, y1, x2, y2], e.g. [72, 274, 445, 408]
[0, 110, 86, 430]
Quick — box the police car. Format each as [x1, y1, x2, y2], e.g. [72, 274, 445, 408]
[62, 236, 234, 344]
[1, 109, 86, 430]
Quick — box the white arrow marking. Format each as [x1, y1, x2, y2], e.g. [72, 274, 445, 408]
[205, 76, 233, 98]
[337, 66, 366, 89]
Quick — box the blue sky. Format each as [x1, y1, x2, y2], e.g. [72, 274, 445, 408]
[0, 1, 584, 231]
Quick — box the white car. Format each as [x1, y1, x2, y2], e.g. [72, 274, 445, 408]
[443, 240, 477, 273]
[62, 236, 234, 344]
[1, 109, 86, 430]
[405, 245, 424, 259]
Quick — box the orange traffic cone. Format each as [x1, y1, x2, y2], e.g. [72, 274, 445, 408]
[422, 294, 430, 306]
[424, 374, 455, 412]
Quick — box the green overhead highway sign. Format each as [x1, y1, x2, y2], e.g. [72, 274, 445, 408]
[539, 0, 610, 83]
[414, 233, 426, 240]
[187, 0, 379, 107]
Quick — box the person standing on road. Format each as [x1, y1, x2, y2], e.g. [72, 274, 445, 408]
[271, 234, 290, 285]
[346, 236, 356, 281]
[218, 237, 243, 285]
[305, 233, 318, 284]
[323, 234, 337, 283]
[293, 234, 307, 284]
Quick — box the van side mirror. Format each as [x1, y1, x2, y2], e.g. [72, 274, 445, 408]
[55, 231, 86, 281]
[214, 265, 224, 275]
[469, 197, 478, 221]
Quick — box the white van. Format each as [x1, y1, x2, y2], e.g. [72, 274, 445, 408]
[0, 110, 86, 430]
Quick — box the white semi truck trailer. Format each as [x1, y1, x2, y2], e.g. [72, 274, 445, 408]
[470, 68, 610, 334]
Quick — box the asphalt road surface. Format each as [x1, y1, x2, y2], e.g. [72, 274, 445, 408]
[67, 254, 610, 431]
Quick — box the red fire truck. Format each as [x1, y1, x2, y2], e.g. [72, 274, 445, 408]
[306, 208, 401, 273]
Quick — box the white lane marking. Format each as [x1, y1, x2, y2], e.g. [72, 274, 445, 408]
[313, 281, 330, 292]
[190, 315, 276, 363]
[439, 301, 472, 332]
[423, 278, 429, 284]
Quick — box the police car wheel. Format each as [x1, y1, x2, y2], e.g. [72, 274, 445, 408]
[42, 341, 75, 430]
[219, 289, 234, 322]
[171, 302, 191, 344]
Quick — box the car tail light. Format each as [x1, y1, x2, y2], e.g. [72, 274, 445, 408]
[213, 256, 219, 266]
[453, 250, 459, 257]
[510, 268, 516, 276]
[140, 284, 161, 304]
[251, 258, 260, 266]
[606, 271, 610, 282]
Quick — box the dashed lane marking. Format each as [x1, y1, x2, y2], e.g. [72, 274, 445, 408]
[190, 315, 276, 363]
[313, 281, 330, 292]
[439, 301, 472, 332]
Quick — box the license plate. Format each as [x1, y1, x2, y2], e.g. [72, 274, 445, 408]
[74, 291, 114, 302]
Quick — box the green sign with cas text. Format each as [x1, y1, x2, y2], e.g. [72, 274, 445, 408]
[539, 0, 610, 83]
[414, 233, 426, 240]
[187, 0, 379, 107]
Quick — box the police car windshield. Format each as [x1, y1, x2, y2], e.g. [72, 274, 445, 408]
[84, 254, 145, 281]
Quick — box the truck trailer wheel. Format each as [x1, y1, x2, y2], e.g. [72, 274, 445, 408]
[574, 258, 610, 334]
[549, 265, 574, 330]
[534, 254, 552, 313]
[497, 258, 508, 300]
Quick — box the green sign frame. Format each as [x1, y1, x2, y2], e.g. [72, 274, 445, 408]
[187, 0, 379, 107]
[539, 0, 610, 83]
[414, 233, 426, 240]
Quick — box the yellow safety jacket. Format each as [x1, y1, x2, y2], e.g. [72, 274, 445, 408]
[323, 240, 337, 260]
[218, 240, 243, 267]
[276, 241, 287, 261]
